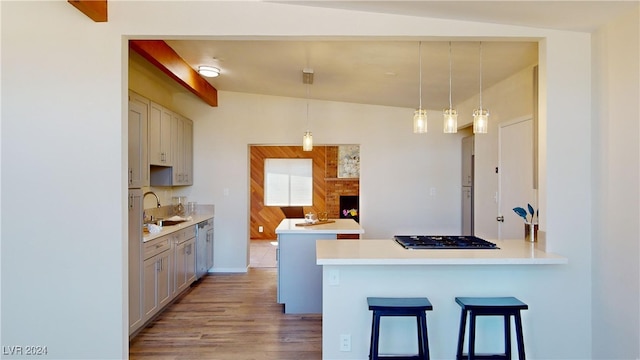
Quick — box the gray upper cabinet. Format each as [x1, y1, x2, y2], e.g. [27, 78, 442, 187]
[132, 92, 193, 187]
[128, 92, 149, 188]
[171, 114, 194, 186]
[149, 101, 173, 167]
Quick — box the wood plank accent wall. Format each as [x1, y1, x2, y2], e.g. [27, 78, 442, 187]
[250, 145, 359, 240]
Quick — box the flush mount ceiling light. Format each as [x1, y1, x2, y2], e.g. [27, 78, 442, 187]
[473, 42, 489, 134]
[413, 42, 427, 134]
[443, 42, 458, 134]
[302, 68, 314, 151]
[198, 65, 220, 78]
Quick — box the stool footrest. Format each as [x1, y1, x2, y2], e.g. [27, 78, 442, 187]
[374, 356, 426, 360]
[457, 354, 509, 360]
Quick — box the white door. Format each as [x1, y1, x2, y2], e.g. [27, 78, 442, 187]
[498, 116, 535, 240]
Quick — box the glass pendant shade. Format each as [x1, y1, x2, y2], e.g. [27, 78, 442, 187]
[302, 131, 313, 151]
[443, 108, 458, 133]
[473, 42, 489, 134]
[473, 109, 489, 134]
[413, 108, 427, 133]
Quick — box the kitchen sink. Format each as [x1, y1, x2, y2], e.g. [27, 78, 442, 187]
[162, 219, 187, 226]
[144, 218, 164, 225]
[144, 216, 190, 226]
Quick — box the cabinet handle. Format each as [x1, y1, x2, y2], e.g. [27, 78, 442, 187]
[128, 168, 133, 184]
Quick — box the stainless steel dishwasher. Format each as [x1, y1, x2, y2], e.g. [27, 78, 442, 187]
[195, 219, 213, 279]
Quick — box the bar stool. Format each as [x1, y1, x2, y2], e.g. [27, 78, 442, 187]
[367, 297, 433, 360]
[455, 297, 528, 360]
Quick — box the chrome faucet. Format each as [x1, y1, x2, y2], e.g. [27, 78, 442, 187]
[143, 191, 161, 208]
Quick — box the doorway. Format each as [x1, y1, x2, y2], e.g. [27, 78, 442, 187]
[498, 116, 535, 240]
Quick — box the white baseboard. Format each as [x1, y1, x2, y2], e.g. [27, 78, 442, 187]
[208, 267, 248, 273]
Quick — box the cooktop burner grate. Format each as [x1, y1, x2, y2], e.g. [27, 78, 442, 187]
[394, 235, 499, 249]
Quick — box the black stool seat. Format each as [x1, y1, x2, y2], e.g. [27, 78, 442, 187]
[455, 297, 528, 360]
[367, 297, 432, 360]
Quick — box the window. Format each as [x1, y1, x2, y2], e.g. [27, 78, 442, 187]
[264, 159, 313, 206]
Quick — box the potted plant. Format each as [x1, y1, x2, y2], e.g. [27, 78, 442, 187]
[513, 204, 538, 242]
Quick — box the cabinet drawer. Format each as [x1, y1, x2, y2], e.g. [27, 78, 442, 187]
[182, 226, 196, 239]
[173, 226, 196, 243]
[144, 235, 171, 260]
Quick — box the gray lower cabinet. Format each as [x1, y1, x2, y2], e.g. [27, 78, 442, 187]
[131, 224, 199, 337]
[142, 235, 172, 322]
[174, 235, 196, 294]
[128, 189, 143, 335]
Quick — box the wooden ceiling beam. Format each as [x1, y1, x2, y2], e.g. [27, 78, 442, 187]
[129, 40, 218, 107]
[68, 0, 108, 22]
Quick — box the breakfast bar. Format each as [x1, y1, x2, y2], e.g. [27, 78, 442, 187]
[317, 238, 568, 359]
[276, 218, 364, 314]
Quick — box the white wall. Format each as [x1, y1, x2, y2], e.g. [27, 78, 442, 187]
[175, 90, 464, 270]
[456, 65, 537, 239]
[1, 2, 126, 358]
[591, 8, 640, 358]
[2, 0, 632, 358]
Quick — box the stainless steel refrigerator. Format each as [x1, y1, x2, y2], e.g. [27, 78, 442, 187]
[461, 136, 474, 235]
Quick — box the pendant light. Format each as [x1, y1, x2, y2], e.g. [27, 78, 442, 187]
[302, 68, 314, 151]
[413, 42, 427, 133]
[443, 41, 458, 133]
[473, 42, 489, 134]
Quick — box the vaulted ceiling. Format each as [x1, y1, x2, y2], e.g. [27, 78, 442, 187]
[126, 1, 636, 109]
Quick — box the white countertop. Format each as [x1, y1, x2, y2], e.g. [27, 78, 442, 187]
[316, 238, 567, 265]
[275, 218, 364, 234]
[143, 209, 214, 242]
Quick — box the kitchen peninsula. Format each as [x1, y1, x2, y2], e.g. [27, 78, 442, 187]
[317, 238, 568, 359]
[276, 218, 364, 314]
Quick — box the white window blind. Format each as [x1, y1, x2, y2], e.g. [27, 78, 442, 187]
[264, 159, 313, 206]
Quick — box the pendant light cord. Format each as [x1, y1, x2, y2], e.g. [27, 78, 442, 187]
[418, 41, 422, 109]
[306, 84, 310, 130]
[448, 41, 453, 109]
[479, 42, 483, 110]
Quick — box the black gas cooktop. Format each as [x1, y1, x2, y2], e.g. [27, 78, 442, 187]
[394, 235, 499, 249]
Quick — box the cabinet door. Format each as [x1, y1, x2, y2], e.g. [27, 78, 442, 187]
[206, 228, 214, 271]
[128, 100, 147, 189]
[157, 251, 172, 309]
[174, 241, 187, 293]
[172, 115, 185, 184]
[142, 257, 158, 320]
[185, 238, 196, 284]
[184, 119, 193, 185]
[149, 102, 173, 166]
[128, 189, 143, 334]
[128, 91, 149, 187]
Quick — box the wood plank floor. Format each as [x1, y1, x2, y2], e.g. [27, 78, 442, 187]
[129, 268, 322, 360]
